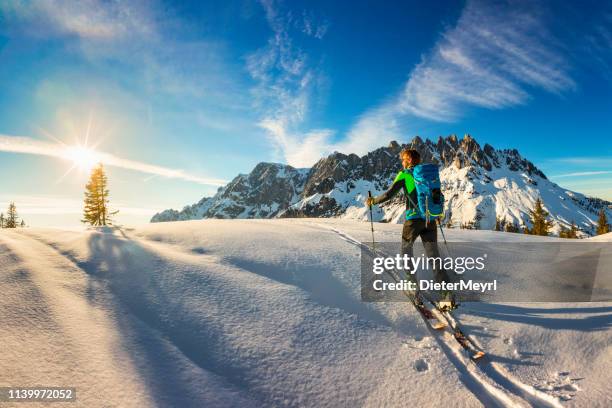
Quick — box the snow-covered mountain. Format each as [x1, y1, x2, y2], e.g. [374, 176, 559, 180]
[151, 134, 611, 236]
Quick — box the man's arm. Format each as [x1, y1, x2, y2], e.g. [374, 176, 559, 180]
[373, 177, 404, 205]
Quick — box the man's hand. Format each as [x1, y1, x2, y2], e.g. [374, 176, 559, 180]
[365, 197, 375, 207]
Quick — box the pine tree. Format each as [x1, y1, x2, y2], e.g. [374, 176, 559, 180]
[527, 198, 553, 236]
[560, 222, 579, 239]
[596, 209, 610, 235]
[505, 221, 519, 233]
[0, 212, 4, 228]
[5, 202, 18, 228]
[82, 164, 118, 226]
[20, 220, 26, 228]
[495, 216, 502, 231]
[568, 221, 578, 238]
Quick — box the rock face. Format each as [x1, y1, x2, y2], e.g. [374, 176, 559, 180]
[151, 134, 611, 236]
[152, 163, 309, 221]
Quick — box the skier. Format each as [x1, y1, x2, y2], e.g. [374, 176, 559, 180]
[365, 148, 456, 309]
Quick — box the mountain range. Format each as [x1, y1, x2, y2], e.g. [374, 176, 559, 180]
[151, 134, 611, 236]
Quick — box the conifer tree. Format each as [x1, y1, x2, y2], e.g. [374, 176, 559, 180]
[20, 220, 26, 228]
[596, 209, 610, 235]
[568, 221, 578, 238]
[82, 164, 117, 226]
[527, 198, 553, 236]
[0, 212, 4, 228]
[505, 221, 519, 233]
[495, 216, 502, 231]
[560, 222, 579, 239]
[6, 202, 18, 228]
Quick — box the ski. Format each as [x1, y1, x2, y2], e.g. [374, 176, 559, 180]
[380, 265, 447, 330]
[374, 247, 485, 360]
[453, 326, 486, 360]
[412, 288, 485, 360]
[409, 292, 447, 330]
[420, 293, 486, 360]
[373, 246, 485, 360]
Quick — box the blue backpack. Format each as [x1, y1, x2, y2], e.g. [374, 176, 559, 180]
[411, 164, 445, 222]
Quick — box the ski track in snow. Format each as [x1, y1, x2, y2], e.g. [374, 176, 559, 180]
[305, 220, 612, 408]
[1, 220, 610, 407]
[307, 221, 567, 408]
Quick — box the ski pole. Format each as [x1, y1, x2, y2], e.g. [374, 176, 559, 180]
[437, 218, 451, 257]
[368, 191, 376, 252]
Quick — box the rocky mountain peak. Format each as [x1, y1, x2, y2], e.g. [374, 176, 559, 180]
[151, 134, 609, 236]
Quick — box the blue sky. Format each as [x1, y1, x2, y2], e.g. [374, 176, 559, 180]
[0, 0, 611, 227]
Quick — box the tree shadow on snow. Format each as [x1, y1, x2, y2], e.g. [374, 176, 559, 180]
[79, 230, 263, 407]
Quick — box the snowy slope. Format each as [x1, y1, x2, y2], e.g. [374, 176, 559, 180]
[588, 232, 612, 242]
[1, 219, 610, 407]
[151, 135, 611, 237]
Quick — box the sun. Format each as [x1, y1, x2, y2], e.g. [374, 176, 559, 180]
[64, 146, 100, 171]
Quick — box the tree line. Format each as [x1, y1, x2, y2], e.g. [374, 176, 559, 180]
[495, 198, 610, 237]
[0, 202, 26, 228]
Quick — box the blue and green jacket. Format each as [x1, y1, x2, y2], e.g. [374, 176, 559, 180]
[373, 168, 422, 220]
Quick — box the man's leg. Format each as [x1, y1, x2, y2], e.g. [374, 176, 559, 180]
[420, 221, 452, 284]
[421, 221, 457, 308]
[401, 220, 422, 282]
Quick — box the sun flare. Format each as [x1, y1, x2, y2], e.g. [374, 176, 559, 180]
[64, 146, 100, 171]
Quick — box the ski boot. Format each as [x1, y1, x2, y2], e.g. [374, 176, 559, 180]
[437, 290, 458, 311]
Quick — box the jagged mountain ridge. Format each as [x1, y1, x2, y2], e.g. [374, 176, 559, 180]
[151, 134, 611, 236]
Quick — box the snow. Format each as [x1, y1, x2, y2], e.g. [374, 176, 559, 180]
[588, 232, 612, 242]
[1, 219, 610, 407]
[151, 139, 611, 238]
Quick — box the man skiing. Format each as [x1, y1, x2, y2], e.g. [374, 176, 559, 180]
[365, 148, 455, 309]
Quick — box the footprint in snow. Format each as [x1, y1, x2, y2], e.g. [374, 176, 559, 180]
[414, 359, 429, 372]
[535, 371, 582, 401]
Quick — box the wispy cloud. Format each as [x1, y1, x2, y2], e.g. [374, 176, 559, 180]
[583, 10, 612, 80]
[332, 0, 581, 157]
[551, 170, 612, 178]
[335, 105, 403, 155]
[300, 10, 329, 39]
[397, 0, 575, 122]
[0, 134, 227, 186]
[548, 157, 612, 166]
[256, 0, 583, 166]
[1, 0, 155, 40]
[247, 0, 335, 167]
[1, 0, 249, 112]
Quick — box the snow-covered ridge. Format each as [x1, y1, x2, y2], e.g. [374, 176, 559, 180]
[151, 135, 611, 236]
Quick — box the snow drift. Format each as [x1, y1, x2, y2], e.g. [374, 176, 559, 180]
[1, 219, 610, 407]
